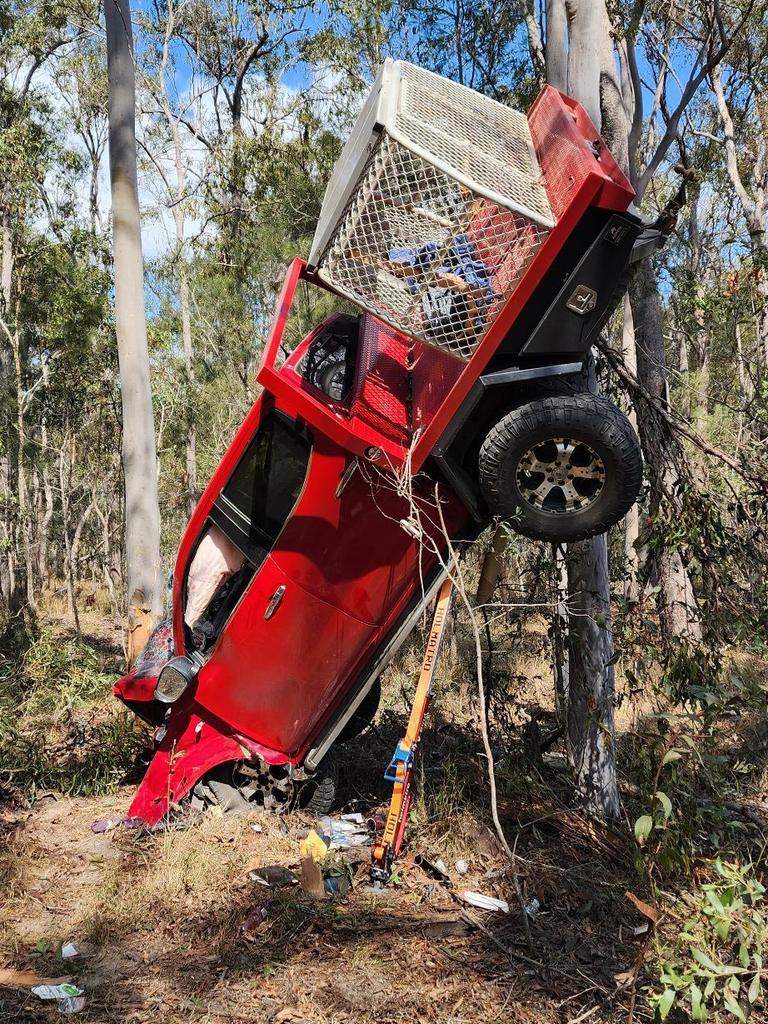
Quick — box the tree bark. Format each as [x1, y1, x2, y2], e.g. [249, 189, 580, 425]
[565, 537, 620, 817]
[630, 260, 702, 641]
[621, 294, 640, 604]
[545, 0, 568, 92]
[59, 434, 79, 632]
[105, 0, 164, 662]
[38, 356, 54, 588]
[540, 0, 621, 818]
[10, 306, 36, 609]
[565, 0, 601, 128]
[0, 207, 19, 611]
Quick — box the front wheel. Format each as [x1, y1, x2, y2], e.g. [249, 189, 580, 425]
[478, 392, 643, 543]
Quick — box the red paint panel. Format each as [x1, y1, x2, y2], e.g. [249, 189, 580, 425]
[194, 556, 375, 756]
[351, 315, 412, 445]
[127, 708, 247, 826]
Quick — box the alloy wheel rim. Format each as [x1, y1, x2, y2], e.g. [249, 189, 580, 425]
[516, 437, 605, 514]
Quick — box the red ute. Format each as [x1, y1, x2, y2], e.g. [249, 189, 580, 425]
[116, 72, 674, 824]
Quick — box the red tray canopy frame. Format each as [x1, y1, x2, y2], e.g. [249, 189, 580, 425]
[257, 87, 634, 476]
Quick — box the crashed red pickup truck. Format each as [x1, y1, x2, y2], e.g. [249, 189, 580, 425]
[115, 62, 666, 826]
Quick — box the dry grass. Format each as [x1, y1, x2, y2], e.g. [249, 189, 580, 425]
[2, 599, 768, 1023]
[0, 790, 647, 1024]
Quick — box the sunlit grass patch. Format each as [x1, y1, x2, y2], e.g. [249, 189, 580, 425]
[0, 620, 145, 798]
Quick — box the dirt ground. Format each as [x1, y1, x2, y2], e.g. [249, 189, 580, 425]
[0, 772, 655, 1024]
[6, 605, 734, 1023]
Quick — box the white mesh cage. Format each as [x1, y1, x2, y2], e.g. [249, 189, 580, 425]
[309, 61, 555, 361]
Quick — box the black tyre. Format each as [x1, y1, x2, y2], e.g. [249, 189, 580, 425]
[478, 392, 642, 543]
[293, 754, 338, 815]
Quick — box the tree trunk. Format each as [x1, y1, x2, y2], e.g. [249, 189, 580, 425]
[565, 537, 620, 817]
[552, 544, 569, 725]
[621, 293, 640, 603]
[565, 0, 601, 128]
[11, 311, 36, 610]
[105, 0, 164, 663]
[94, 499, 119, 615]
[38, 357, 54, 588]
[545, 0, 567, 91]
[59, 435, 79, 632]
[540, 0, 621, 818]
[0, 206, 19, 611]
[630, 260, 702, 641]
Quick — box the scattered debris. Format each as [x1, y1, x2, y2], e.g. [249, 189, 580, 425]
[300, 856, 325, 898]
[323, 874, 351, 897]
[60, 942, 80, 960]
[415, 854, 450, 881]
[300, 829, 329, 862]
[90, 815, 141, 834]
[31, 982, 85, 1012]
[461, 891, 510, 913]
[455, 858, 469, 875]
[31, 983, 84, 1000]
[241, 903, 270, 939]
[59, 995, 87, 1014]
[524, 897, 541, 917]
[249, 865, 298, 888]
[318, 815, 369, 849]
[250, 823, 263, 833]
[90, 817, 122, 834]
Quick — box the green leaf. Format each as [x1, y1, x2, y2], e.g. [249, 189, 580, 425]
[635, 815, 654, 845]
[690, 982, 707, 1022]
[706, 889, 725, 914]
[748, 974, 761, 1003]
[655, 791, 673, 819]
[692, 948, 722, 974]
[658, 989, 676, 1020]
[723, 996, 746, 1021]
[738, 942, 750, 969]
[663, 749, 684, 765]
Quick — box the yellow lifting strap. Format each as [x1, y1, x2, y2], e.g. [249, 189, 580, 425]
[370, 574, 454, 885]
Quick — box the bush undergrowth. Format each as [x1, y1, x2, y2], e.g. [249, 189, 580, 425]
[0, 619, 145, 797]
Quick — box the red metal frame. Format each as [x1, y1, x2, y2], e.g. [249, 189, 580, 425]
[256, 87, 635, 476]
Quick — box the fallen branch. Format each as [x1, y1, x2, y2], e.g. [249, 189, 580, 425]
[598, 340, 766, 486]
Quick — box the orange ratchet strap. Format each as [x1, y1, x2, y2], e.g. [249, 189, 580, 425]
[370, 576, 454, 886]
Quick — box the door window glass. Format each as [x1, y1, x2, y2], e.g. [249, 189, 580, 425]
[218, 412, 311, 551]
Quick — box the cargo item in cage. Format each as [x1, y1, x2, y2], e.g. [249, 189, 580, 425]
[387, 233, 495, 341]
[308, 60, 555, 360]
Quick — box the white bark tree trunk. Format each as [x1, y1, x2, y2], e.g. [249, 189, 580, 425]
[105, 0, 164, 663]
[630, 261, 702, 641]
[621, 294, 640, 604]
[545, 0, 568, 91]
[542, 0, 621, 818]
[0, 207, 18, 611]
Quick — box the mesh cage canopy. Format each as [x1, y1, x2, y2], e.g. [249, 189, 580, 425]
[394, 63, 553, 225]
[312, 61, 554, 361]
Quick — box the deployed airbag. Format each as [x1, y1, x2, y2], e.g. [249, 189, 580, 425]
[185, 524, 245, 627]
